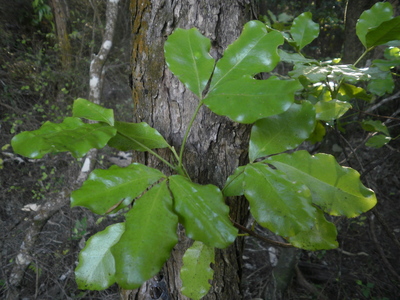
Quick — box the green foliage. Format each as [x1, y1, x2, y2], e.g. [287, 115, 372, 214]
[181, 241, 215, 300]
[11, 2, 400, 298]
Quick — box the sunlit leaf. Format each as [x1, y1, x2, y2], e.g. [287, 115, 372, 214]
[267, 151, 377, 217]
[107, 121, 169, 151]
[306, 121, 326, 144]
[290, 12, 319, 50]
[11, 117, 116, 159]
[338, 83, 372, 102]
[75, 223, 125, 290]
[169, 175, 237, 248]
[315, 99, 352, 122]
[181, 241, 215, 300]
[249, 101, 315, 161]
[112, 181, 178, 289]
[356, 2, 393, 48]
[73, 98, 114, 126]
[209, 20, 283, 90]
[204, 76, 301, 124]
[288, 209, 338, 250]
[243, 164, 317, 237]
[71, 163, 165, 215]
[164, 28, 215, 97]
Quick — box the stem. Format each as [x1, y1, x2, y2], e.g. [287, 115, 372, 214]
[353, 46, 374, 67]
[178, 100, 204, 170]
[118, 132, 176, 171]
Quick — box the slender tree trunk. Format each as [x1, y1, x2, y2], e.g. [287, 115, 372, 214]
[50, 0, 72, 69]
[125, 0, 255, 299]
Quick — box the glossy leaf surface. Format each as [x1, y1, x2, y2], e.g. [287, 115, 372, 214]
[112, 181, 178, 289]
[290, 12, 319, 50]
[366, 16, 400, 48]
[181, 241, 215, 300]
[315, 99, 352, 122]
[169, 175, 237, 248]
[243, 164, 316, 237]
[11, 117, 116, 159]
[288, 209, 338, 250]
[72, 98, 114, 126]
[107, 121, 169, 151]
[164, 28, 215, 97]
[356, 2, 393, 48]
[75, 223, 125, 290]
[208, 21, 283, 91]
[267, 151, 377, 217]
[366, 134, 392, 148]
[71, 163, 165, 215]
[223, 166, 246, 197]
[249, 101, 315, 161]
[204, 76, 301, 124]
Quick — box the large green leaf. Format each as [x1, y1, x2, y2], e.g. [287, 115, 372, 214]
[181, 241, 215, 300]
[243, 164, 317, 237]
[112, 181, 178, 289]
[290, 12, 319, 50]
[367, 68, 394, 96]
[72, 98, 114, 126]
[356, 2, 393, 48]
[249, 101, 315, 161]
[168, 175, 237, 248]
[267, 151, 377, 217]
[278, 49, 318, 64]
[11, 117, 117, 159]
[164, 28, 215, 98]
[107, 121, 169, 151]
[288, 209, 338, 250]
[204, 76, 301, 124]
[208, 20, 283, 91]
[366, 16, 400, 48]
[338, 83, 372, 102]
[315, 99, 352, 122]
[75, 223, 125, 290]
[71, 163, 165, 215]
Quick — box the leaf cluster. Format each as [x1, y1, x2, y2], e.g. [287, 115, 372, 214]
[10, 2, 400, 299]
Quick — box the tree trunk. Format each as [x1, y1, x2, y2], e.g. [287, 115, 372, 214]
[126, 0, 255, 299]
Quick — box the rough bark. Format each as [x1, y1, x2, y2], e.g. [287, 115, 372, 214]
[126, 0, 255, 299]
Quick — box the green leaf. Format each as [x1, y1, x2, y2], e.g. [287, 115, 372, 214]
[315, 99, 352, 122]
[278, 49, 318, 64]
[288, 209, 338, 250]
[181, 241, 215, 300]
[361, 120, 389, 135]
[356, 2, 393, 48]
[290, 12, 319, 50]
[365, 16, 400, 48]
[289, 65, 330, 83]
[164, 28, 215, 98]
[365, 134, 392, 148]
[249, 101, 316, 161]
[107, 121, 169, 151]
[168, 175, 237, 248]
[204, 76, 301, 124]
[243, 164, 317, 237]
[338, 83, 372, 102]
[209, 20, 283, 91]
[112, 181, 178, 289]
[367, 69, 394, 96]
[11, 117, 117, 159]
[267, 151, 377, 217]
[71, 163, 165, 215]
[223, 166, 246, 197]
[75, 223, 125, 290]
[330, 65, 370, 83]
[72, 98, 114, 126]
[307, 121, 326, 144]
